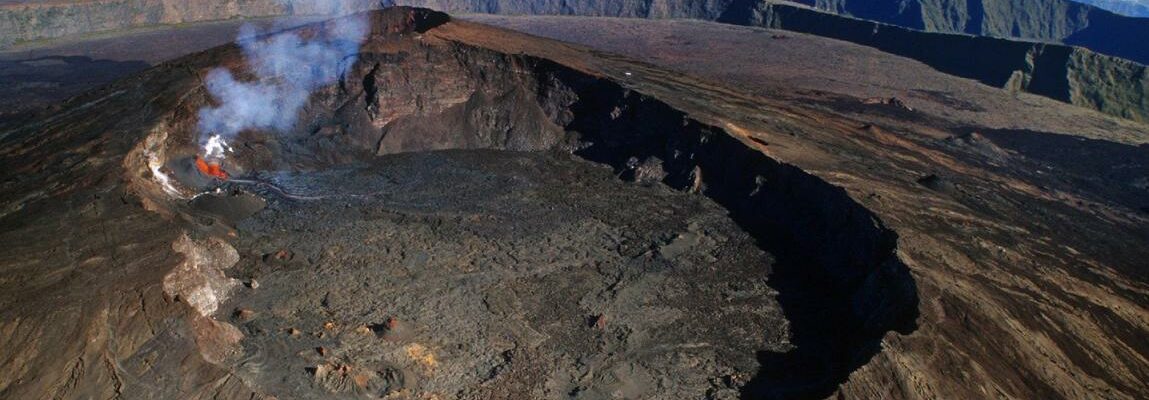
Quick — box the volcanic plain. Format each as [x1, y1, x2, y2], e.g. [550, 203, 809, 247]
[0, 6, 1146, 400]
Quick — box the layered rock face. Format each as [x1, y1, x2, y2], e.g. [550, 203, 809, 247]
[796, 0, 1149, 64]
[729, 2, 1149, 122]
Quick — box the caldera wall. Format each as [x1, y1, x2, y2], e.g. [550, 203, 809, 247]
[727, 2, 1149, 122]
[180, 21, 918, 395]
[792, 0, 1149, 65]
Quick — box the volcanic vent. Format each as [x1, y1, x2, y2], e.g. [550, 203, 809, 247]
[0, 7, 916, 399]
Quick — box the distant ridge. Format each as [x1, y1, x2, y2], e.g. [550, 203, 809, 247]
[790, 0, 1149, 64]
[1, 0, 1146, 122]
[724, 2, 1149, 122]
[4, 0, 1149, 64]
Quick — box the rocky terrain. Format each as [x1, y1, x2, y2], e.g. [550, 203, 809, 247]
[0, 6, 1147, 400]
[220, 150, 788, 399]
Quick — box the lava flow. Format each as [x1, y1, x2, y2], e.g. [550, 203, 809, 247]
[194, 155, 229, 180]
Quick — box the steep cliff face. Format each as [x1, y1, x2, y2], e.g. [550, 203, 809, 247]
[796, 0, 1149, 64]
[729, 2, 1149, 122]
[1066, 49, 1149, 121]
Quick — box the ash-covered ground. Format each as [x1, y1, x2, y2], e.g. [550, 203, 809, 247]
[211, 150, 784, 398]
[2, 7, 1145, 400]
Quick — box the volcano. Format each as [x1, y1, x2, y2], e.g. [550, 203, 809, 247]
[0, 6, 1146, 400]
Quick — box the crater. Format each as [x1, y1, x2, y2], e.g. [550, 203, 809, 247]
[142, 8, 918, 398]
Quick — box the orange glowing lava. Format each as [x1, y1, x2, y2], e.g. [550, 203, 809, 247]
[195, 156, 229, 180]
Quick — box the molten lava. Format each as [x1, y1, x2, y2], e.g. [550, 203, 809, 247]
[195, 156, 229, 180]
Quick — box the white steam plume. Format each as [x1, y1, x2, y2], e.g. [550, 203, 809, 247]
[197, 2, 369, 160]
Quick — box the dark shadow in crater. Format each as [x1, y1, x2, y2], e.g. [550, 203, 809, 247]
[541, 66, 921, 399]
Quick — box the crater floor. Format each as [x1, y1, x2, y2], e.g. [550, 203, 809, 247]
[217, 150, 785, 398]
